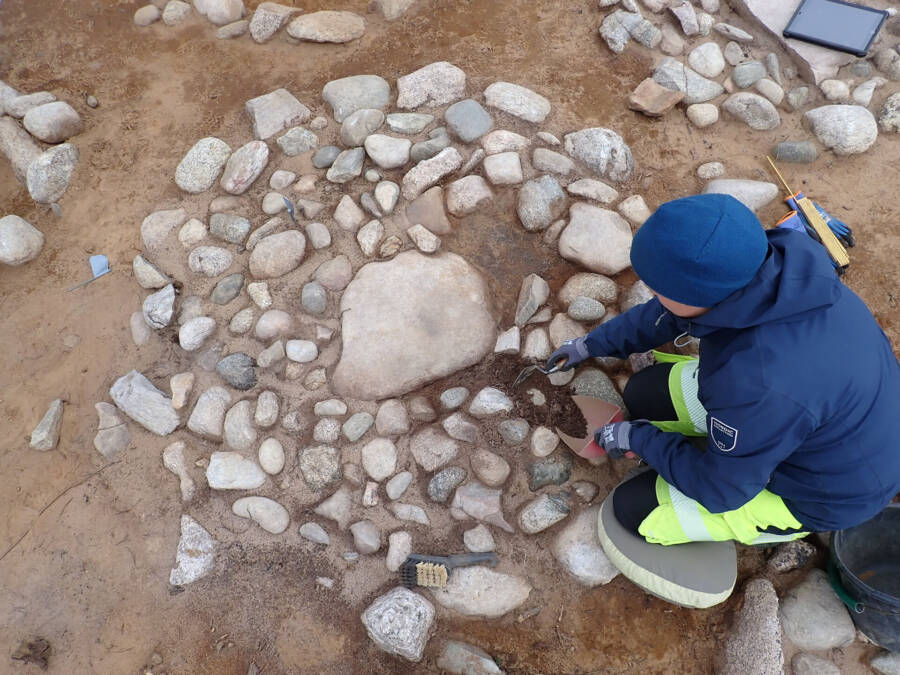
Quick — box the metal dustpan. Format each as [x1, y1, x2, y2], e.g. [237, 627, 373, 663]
[67, 254, 110, 292]
[557, 396, 624, 462]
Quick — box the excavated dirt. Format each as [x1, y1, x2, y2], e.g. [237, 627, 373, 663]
[0, 0, 897, 673]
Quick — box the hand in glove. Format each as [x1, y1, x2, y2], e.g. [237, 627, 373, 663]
[545, 336, 590, 372]
[594, 422, 638, 459]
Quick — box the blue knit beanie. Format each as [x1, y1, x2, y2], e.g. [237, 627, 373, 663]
[630, 194, 768, 307]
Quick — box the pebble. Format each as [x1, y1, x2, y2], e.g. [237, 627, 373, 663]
[212, 273, 244, 305]
[405, 224, 439, 253]
[720, 578, 783, 675]
[246, 282, 271, 310]
[255, 309, 292, 341]
[564, 127, 634, 182]
[132, 255, 170, 290]
[528, 388, 546, 406]
[374, 181, 400, 214]
[350, 520, 381, 554]
[299, 445, 342, 491]
[558, 203, 633, 275]
[312, 145, 341, 170]
[522, 328, 551, 360]
[363, 134, 411, 169]
[186, 385, 231, 439]
[773, 141, 817, 164]
[161, 441, 192, 500]
[361, 438, 397, 481]
[0, 115, 41, 185]
[617, 194, 651, 225]
[519, 492, 571, 534]
[494, 326, 520, 354]
[703, 179, 779, 212]
[134, 4, 161, 25]
[386, 112, 434, 134]
[566, 178, 618, 204]
[169, 515, 216, 586]
[440, 387, 469, 410]
[397, 61, 466, 109]
[481, 129, 530, 155]
[786, 86, 810, 111]
[527, 457, 573, 491]
[313, 418, 341, 443]
[723, 41, 746, 66]
[303, 367, 326, 389]
[697, 161, 725, 179]
[286, 10, 365, 43]
[142, 284, 175, 330]
[386, 472, 413, 500]
[285, 339, 318, 363]
[363, 481, 380, 507]
[362, 587, 434, 662]
[670, 0, 699, 35]
[652, 58, 723, 105]
[277, 127, 318, 156]
[365, 169, 380, 183]
[322, 74, 390, 122]
[437, 642, 503, 675]
[357, 219, 385, 256]
[232, 497, 289, 534]
[430, 567, 531, 618]
[755, 78, 784, 107]
[714, 22, 753, 42]
[249, 230, 306, 279]
[375, 399, 409, 435]
[688, 42, 725, 78]
[343, 412, 374, 442]
[94, 400, 131, 458]
[446, 175, 493, 216]
[175, 137, 231, 193]
[792, 654, 841, 675]
[517, 175, 566, 231]
[442, 412, 480, 443]
[628, 77, 685, 117]
[723, 93, 780, 130]
[314, 487, 353, 530]
[258, 437, 285, 474]
[326, 147, 365, 183]
[567, 296, 606, 322]
[253, 391, 279, 429]
[732, 60, 766, 89]
[558, 272, 617, 307]
[484, 81, 551, 123]
[854, 77, 886, 107]
[410, 128, 451, 163]
[685, 102, 718, 129]
[0, 215, 43, 266]
[216, 353, 257, 391]
[483, 151, 524, 186]
[386, 531, 412, 572]
[879, 92, 900, 132]
[779, 569, 855, 650]
[206, 451, 266, 490]
[26, 143, 79, 204]
[178, 316, 215, 351]
[29, 398, 64, 451]
[249, 2, 297, 43]
[389, 502, 430, 525]
[530, 427, 559, 457]
[20, 101, 81, 144]
[209, 213, 249, 245]
[428, 466, 468, 503]
[220, 140, 269, 195]
[498, 418, 529, 446]
[553, 506, 619, 586]
[450, 481, 513, 532]
[257, 339, 285, 369]
[408, 396, 436, 422]
[445, 98, 494, 142]
[299, 521, 330, 545]
[179, 219, 207, 248]
[820, 79, 850, 102]
[471, 449, 511, 486]
[340, 108, 385, 147]
[468, 387, 514, 418]
[805, 105, 877, 155]
[463, 524, 496, 553]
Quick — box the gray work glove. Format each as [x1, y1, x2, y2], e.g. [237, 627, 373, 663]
[545, 336, 590, 372]
[594, 422, 637, 460]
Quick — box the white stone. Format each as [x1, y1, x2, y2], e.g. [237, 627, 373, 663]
[179, 218, 207, 247]
[364, 134, 412, 169]
[553, 506, 619, 586]
[179, 316, 216, 351]
[299, 522, 330, 544]
[780, 569, 855, 650]
[558, 203, 632, 275]
[169, 515, 216, 585]
[468, 387, 513, 418]
[397, 61, 466, 109]
[362, 587, 435, 662]
[388, 502, 430, 526]
[206, 451, 266, 490]
[350, 520, 382, 554]
[314, 418, 341, 443]
[481, 129, 530, 155]
[386, 472, 413, 500]
[566, 178, 619, 204]
[175, 137, 231, 193]
[409, 426, 459, 471]
[249, 230, 306, 278]
[285, 339, 318, 363]
[232, 496, 290, 534]
[322, 75, 390, 122]
[23, 101, 83, 143]
[522, 328, 551, 360]
[703, 179, 778, 212]
[463, 524, 496, 553]
[258, 437, 285, 474]
[483, 151, 523, 185]
[688, 42, 725, 78]
[361, 438, 397, 481]
[532, 148, 574, 175]
[286, 10, 366, 43]
[249, 2, 298, 42]
[437, 641, 503, 675]
[617, 195, 651, 225]
[375, 399, 410, 436]
[564, 127, 634, 182]
[494, 326, 520, 355]
[531, 426, 559, 457]
[187, 386, 231, 440]
[430, 567, 531, 618]
[401, 147, 463, 200]
[143, 208, 188, 251]
[29, 398, 64, 451]
[110, 370, 179, 436]
[686, 103, 719, 127]
[805, 105, 878, 155]
[224, 400, 257, 451]
[357, 219, 384, 256]
[0, 215, 43, 266]
[386, 531, 412, 572]
[697, 161, 724, 179]
[162, 441, 194, 501]
[407, 224, 440, 253]
[220, 140, 269, 194]
[446, 175, 493, 216]
[26, 143, 79, 204]
[255, 309, 292, 340]
[484, 81, 551, 123]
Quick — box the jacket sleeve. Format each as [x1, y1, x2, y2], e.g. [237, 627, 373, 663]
[628, 392, 817, 513]
[583, 298, 682, 359]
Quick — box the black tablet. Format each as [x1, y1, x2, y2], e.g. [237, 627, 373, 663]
[783, 0, 888, 57]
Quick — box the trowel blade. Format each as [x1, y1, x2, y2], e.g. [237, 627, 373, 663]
[89, 254, 110, 278]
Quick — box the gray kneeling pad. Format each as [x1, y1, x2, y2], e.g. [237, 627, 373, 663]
[596, 486, 737, 609]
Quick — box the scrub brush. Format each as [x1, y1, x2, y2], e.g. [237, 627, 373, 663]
[399, 552, 499, 589]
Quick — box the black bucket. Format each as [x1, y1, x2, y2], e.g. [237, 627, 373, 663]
[829, 504, 900, 652]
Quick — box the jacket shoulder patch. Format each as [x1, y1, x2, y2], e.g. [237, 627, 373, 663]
[710, 417, 739, 452]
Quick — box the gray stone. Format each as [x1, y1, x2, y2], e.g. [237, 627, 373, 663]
[201, 0, 244, 25]
[732, 60, 766, 88]
[558, 203, 633, 275]
[187, 386, 231, 439]
[343, 412, 374, 442]
[410, 426, 459, 472]
[216, 353, 257, 390]
[142, 284, 176, 329]
[446, 175, 493, 216]
[209, 213, 250, 244]
[397, 61, 466, 109]
[714, 22, 753, 42]
[773, 141, 817, 164]
[0, 116, 42, 184]
[780, 569, 855, 650]
[5, 92, 55, 119]
[498, 419, 529, 445]
[23, 101, 82, 143]
[652, 57, 724, 105]
[519, 492, 571, 534]
[670, 0, 699, 35]
[618, 196, 653, 224]
[333, 252, 494, 399]
[312, 145, 341, 169]
[299, 521, 330, 545]
[530, 426, 559, 457]
[720, 578, 783, 675]
[134, 4, 162, 25]
[484, 81, 551, 123]
[386, 112, 434, 134]
[249, 2, 298, 43]
[232, 496, 289, 534]
[566, 178, 619, 204]
[527, 457, 572, 491]
[350, 520, 381, 554]
[445, 99, 494, 143]
[313, 418, 341, 443]
[277, 127, 318, 156]
[365, 134, 411, 170]
[483, 151, 523, 186]
[517, 175, 566, 232]
[305, 222, 331, 249]
[703, 179, 778, 212]
[356, 219, 384, 256]
[494, 326, 520, 354]
[820, 79, 850, 103]
[374, 181, 401, 216]
[469, 387, 513, 418]
[568, 296, 606, 321]
[206, 451, 266, 490]
[179, 316, 216, 351]
[286, 11, 365, 43]
[688, 42, 725, 78]
[852, 77, 886, 107]
[315, 399, 347, 416]
[301, 281, 327, 314]
[361, 438, 397, 481]
[440, 387, 469, 410]
[175, 137, 231, 193]
[322, 75, 390, 122]
[388, 502, 430, 526]
[409, 396, 436, 422]
[94, 402, 130, 458]
[29, 398, 64, 451]
[515, 273, 549, 326]
[564, 127, 634, 182]
[805, 105, 878, 155]
[553, 506, 619, 586]
[463, 524, 495, 553]
[299, 445, 341, 490]
[879, 92, 900, 133]
[326, 147, 365, 183]
[450, 481, 513, 532]
[437, 641, 504, 675]
[249, 230, 305, 278]
[334, 194, 367, 231]
[0, 215, 43, 265]
[372, 0, 417, 20]
[216, 19, 248, 38]
[792, 654, 840, 675]
[442, 412, 480, 443]
[254, 392, 279, 429]
[723, 93, 780, 130]
[386, 472, 413, 500]
[428, 466, 467, 502]
[315, 487, 353, 529]
[410, 128, 451, 163]
[431, 567, 530, 618]
[223, 400, 257, 451]
[559, 274, 617, 307]
[341, 108, 385, 147]
[169, 515, 216, 586]
[786, 86, 809, 111]
[571, 368, 625, 409]
[221, 140, 269, 194]
[362, 587, 435, 662]
[697, 161, 725, 179]
[255, 309, 292, 340]
[471, 448, 511, 486]
[26, 143, 79, 204]
[872, 652, 900, 675]
[133, 255, 171, 290]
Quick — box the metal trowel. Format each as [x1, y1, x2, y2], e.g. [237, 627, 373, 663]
[67, 254, 110, 292]
[557, 396, 626, 464]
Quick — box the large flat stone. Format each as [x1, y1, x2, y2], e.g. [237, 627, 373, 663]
[332, 252, 495, 400]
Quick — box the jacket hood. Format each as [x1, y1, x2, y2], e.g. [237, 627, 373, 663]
[682, 229, 840, 337]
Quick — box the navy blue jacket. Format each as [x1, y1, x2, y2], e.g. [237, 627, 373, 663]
[584, 229, 900, 531]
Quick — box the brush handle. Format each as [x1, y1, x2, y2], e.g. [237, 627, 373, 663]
[446, 552, 498, 569]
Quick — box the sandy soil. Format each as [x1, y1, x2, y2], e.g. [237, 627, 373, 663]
[0, 0, 897, 673]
